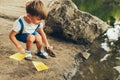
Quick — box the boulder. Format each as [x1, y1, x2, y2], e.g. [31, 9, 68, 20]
[45, 0, 111, 44]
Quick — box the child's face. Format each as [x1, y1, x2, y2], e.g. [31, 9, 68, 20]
[27, 14, 42, 24]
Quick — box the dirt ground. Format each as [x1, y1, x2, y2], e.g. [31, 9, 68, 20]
[0, 0, 82, 80]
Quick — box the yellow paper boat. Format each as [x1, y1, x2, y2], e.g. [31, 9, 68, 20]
[32, 61, 48, 71]
[9, 53, 28, 61]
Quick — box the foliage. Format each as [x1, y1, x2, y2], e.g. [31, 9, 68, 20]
[72, 0, 120, 25]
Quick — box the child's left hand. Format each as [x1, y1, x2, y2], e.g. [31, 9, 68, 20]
[46, 45, 53, 50]
[45, 45, 55, 57]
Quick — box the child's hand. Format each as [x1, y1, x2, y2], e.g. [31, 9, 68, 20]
[45, 46, 56, 57]
[46, 45, 53, 50]
[17, 45, 25, 54]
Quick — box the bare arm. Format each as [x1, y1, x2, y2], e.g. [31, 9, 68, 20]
[38, 28, 50, 48]
[9, 30, 20, 47]
[9, 30, 25, 53]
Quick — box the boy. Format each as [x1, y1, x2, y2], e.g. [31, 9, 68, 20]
[9, 0, 52, 60]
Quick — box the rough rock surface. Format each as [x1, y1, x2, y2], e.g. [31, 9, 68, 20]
[45, 0, 111, 44]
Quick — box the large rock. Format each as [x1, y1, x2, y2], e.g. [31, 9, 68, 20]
[45, 0, 111, 44]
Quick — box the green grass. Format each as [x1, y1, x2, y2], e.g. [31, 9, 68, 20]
[72, 0, 120, 26]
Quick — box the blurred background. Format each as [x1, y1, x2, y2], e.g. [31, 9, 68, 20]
[72, 0, 120, 26]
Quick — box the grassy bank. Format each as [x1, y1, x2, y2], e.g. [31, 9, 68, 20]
[72, 0, 120, 26]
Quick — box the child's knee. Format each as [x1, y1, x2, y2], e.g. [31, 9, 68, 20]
[35, 34, 42, 42]
[27, 35, 35, 42]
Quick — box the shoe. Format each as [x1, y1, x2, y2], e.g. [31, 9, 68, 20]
[36, 50, 48, 59]
[25, 50, 32, 60]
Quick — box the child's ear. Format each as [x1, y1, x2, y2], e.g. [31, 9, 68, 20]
[26, 13, 31, 17]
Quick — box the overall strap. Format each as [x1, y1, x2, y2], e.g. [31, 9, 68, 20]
[35, 24, 40, 31]
[18, 19, 24, 34]
[18, 19, 40, 34]
[32, 24, 41, 35]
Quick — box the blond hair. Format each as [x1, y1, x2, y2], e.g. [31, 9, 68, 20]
[26, 0, 48, 19]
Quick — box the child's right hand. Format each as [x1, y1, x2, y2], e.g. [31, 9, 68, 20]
[17, 45, 25, 54]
